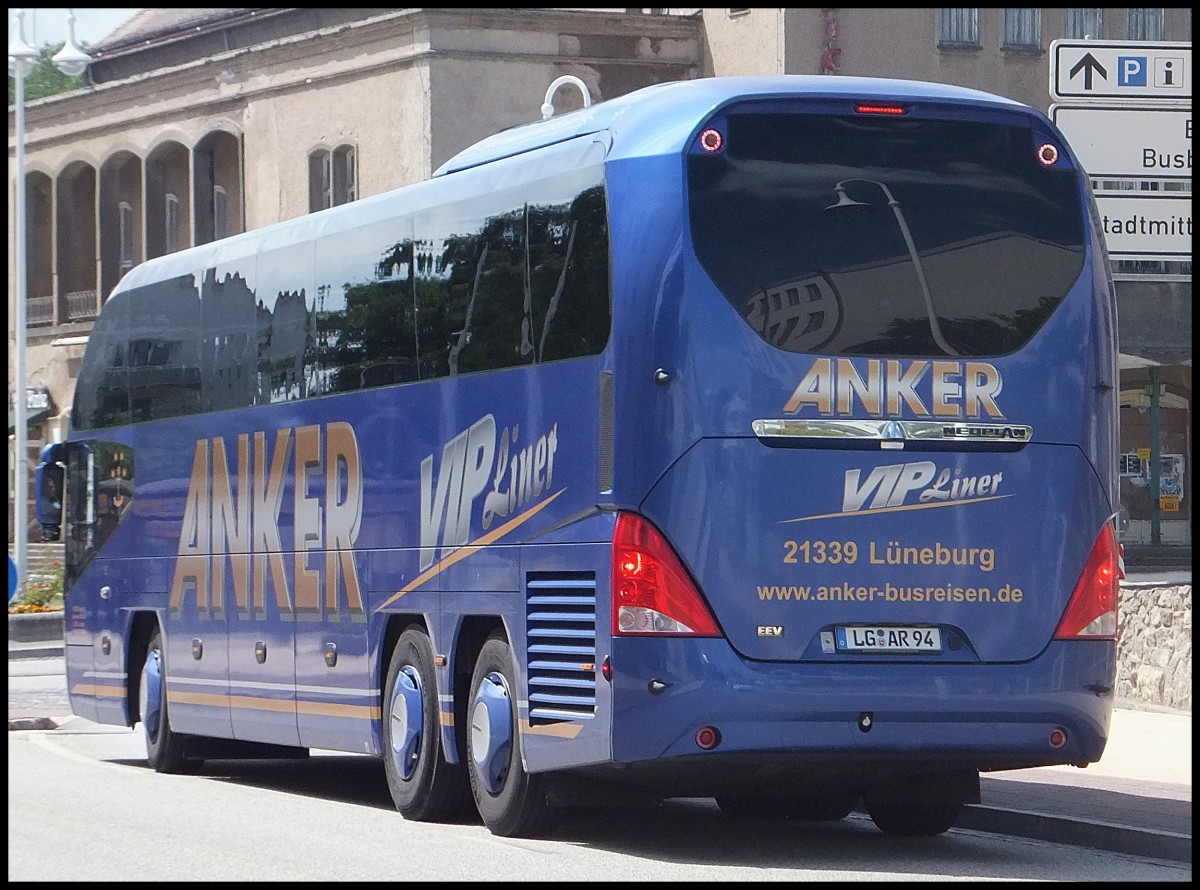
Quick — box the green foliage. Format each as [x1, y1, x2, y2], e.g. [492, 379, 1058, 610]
[8, 44, 84, 105]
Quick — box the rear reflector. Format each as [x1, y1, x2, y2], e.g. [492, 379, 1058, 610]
[1053, 522, 1123, 640]
[612, 512, 721, 637]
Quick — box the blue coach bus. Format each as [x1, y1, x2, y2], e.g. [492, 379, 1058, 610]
[38, 74, 1122, 838]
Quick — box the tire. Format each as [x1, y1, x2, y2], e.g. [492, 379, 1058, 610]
[865, 800, 962, 836]
[382, 628, 471, 821]
[139, 629, 190, 773]
[465, 632, 554, 837]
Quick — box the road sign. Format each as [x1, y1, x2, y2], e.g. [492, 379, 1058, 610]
[1094, 193, 1191, 261]
[1050, 40, 1191, 102]
[1051, 105, 1192, 179]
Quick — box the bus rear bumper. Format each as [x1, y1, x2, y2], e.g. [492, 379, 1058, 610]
[606, 637, 1116, 778]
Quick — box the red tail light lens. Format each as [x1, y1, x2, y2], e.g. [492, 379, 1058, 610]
[1054, 522, 1123, 640]
[612, 513, 721, 637]
[855, 103, 907, 116]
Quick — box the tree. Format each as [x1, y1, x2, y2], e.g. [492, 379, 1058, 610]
[8, 44, 84, 105]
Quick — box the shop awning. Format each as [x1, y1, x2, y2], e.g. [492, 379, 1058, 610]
[7, 407, 50, 435]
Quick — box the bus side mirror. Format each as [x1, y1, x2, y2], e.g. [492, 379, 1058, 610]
[34, 459, 64, 542]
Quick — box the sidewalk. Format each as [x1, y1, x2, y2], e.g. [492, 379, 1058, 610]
[8, 643, 1191, 864]
[960, 702, 1191, 863]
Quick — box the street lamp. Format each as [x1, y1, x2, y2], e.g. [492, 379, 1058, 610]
[8, 8, 91, 596]
[825, 178, 959, 357]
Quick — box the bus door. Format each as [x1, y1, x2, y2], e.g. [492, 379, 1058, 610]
[61, 440, 140, 725]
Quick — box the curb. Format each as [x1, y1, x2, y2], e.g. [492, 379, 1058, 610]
[957, 804, 1192, 864]
[9, 642, 64, 659]
[8, 716, 59, 731]
[8, 610, 64, 643]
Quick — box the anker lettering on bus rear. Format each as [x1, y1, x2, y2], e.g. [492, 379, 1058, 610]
[782, 358, 1004, 418]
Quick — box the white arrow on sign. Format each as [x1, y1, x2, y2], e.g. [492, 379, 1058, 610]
[1050, 40, 1191, 101]
[1095, 193, 1191, 261]
[1051, 105, 1192, 178]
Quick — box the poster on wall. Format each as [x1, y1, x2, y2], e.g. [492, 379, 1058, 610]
[1123, 452, 1186, 506]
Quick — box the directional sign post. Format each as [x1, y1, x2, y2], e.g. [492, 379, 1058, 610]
[1050, 105, 1192, 179]
[1050, 40, 1191, 264]
[1093, 193, 1192, 261]
[1051, 40, 1191, 103]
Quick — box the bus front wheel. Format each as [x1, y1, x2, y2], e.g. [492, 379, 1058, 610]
[465, 632, 554, 837]
[382, 628, 471, 821]
[139, 629, 190, 773]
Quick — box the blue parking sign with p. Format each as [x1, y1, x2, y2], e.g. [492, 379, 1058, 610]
[1118, 55, 1148, 86]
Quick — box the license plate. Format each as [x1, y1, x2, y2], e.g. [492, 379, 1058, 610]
[835, 625, 941, 653]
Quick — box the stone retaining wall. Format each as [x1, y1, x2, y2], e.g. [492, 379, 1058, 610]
[1117, 581, 1192, 712]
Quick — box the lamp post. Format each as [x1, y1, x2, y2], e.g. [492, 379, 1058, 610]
[825, 178, 959, 357]
[8, 8, 91, 596]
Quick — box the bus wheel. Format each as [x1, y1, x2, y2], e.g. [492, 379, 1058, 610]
[865, 800, 962, 836]
[383, 628, 470, 821]
[466, 632, 554, 837]
[139, 629, 189, 773]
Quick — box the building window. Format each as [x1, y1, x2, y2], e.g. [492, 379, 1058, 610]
[309, 145, 358, 212]
[334, 146, 356, 205]
[938, 9, 980, 46]
[1064, 8, 1103, 39]
[165, 193, 181, 253]
[1127, 8, 1164, 40]
[213, 186, 228, 240]
[1002, 9, 1041, 48]
[119, 202, 135, 272]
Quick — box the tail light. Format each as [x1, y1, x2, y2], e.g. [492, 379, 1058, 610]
[612, 512, 721, 637]
[1053, 522, 1123, 640]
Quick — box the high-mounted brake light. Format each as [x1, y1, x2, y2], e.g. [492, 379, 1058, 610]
[1037, 142, 1059, 166]
[699, 128, 724, 152]
[1053, 522, 1123, 640]
[855, 103, 907, 116]
[612, 513, 721, 637]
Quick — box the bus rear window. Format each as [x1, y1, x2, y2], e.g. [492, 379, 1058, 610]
[687, 111, 1085, 358]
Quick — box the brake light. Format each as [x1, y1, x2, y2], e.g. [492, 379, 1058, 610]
[855, 103, 907, 116]
[612, 513, 721, 637]
[1053, 522, 1122, 640]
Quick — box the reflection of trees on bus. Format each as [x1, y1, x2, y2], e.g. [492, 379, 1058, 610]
[317, 184, 609, 393]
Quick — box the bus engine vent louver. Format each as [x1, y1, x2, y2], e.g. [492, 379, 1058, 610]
[526, 573, 598, 723]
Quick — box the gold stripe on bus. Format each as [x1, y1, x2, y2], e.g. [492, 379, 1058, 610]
[71, 683, 127, 698]
[170, 690, 379, 720]
[520, 719, 583, 739]
[782, 493, 1012, 524]
[376, 488, 565, 611]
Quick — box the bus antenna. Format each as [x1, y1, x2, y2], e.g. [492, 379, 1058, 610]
[541, 75, 591, 120]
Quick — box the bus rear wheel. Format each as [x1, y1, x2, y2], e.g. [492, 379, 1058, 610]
[865, 800, 962, 836]
[139, 629, 191, 773]
[465, 632, 554, 837]
[382, 628, 471, 821]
